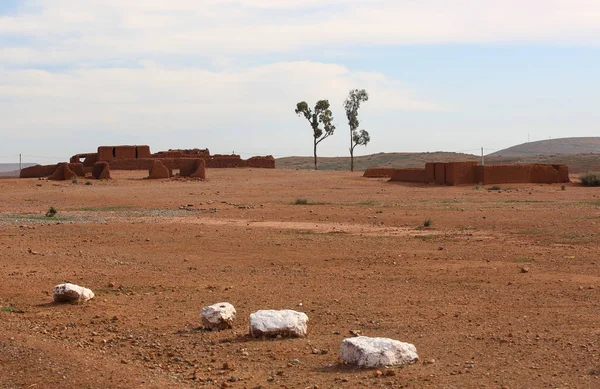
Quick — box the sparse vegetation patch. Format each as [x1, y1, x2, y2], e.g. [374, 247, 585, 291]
[580, 173, 600, 187]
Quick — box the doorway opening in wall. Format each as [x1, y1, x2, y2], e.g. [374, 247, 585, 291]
[112, 148, 116, 158]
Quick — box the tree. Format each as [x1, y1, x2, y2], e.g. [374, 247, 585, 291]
[344, 89, 370, 171]
[295, 100, 336, 170]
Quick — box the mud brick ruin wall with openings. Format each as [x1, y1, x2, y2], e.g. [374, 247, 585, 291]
[21, 145, 274, 179]
[366, 161, 570, 186]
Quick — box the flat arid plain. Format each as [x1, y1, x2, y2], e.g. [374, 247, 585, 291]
[1, 169, 599, 388]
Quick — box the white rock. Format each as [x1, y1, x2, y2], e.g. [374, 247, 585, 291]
[53, 283, 95, 304]
[340, 336, 418, 368]
[249, 309, 308, 338]
[200, 302, 236, 330]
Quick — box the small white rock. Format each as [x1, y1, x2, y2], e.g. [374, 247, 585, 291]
[340, 336, 418, 368]
[200, 302, 236, 330]
[53, 283, 95, 304]
[249, 309, 308, 338]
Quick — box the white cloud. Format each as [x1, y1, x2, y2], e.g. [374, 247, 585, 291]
[1, 0, 599, 158]
[1, 0, 600, 67]
[0, 61, 444, 136]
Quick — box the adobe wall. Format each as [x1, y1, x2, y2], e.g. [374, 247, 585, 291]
[70, 153, 98, 167]
[20, 164, 58, 178]
[108, 158, 207, 172]
[68, 163, 86, 177]
[97, 146, 114, 161]
[151, 149, 210, 159]
[382, 161, 570, 186]
[19, 163, 85, 178]
[553, 165, 570, 183]
[115, 146, 137, 160]
[97, 145, 152, 161]
[477, 164, 569, 185]
[389, 168, 426, 183]
[424, 163, 435, 183]
[445, 161, 478, 185]
[245, 156, 275, 169]
[137, 145, 152, 159]
[434, 163, 446, 185]
[363, 168, 397, 178]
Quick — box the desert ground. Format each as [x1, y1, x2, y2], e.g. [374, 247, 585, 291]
[1, 168, 599, 389]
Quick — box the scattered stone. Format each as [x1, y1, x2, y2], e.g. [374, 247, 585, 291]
[249, 309, 308, 338]
[340, 336, 419, 368]
[53, 283, 95, 304]
[521, 266, 530, 273]
[201, 302, 236, 330]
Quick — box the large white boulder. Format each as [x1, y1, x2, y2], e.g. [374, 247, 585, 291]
[53, 283, 95, 304]
[200, 302, 236, 330]
[249, 309, 308, 338]
[340, 336, 419, 368]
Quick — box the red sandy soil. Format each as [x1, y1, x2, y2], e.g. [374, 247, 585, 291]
[0, 169, 599, 389]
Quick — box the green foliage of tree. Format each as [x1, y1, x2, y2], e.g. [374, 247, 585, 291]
[295, 100, 336, 170]
[344, 89, 370, 171]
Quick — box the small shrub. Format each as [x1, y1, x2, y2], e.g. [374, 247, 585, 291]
[0, 306, 13, 312]
[580, 173, 600, 187]
[294, 198, 308, 205]
[561, 185, 566, 191]
[423, 219, 432, 228]
[45, 207, 57, 218]
[71, 178, 78, 184]
[488, 186, 502, 191]
[85, 181, 92, 186]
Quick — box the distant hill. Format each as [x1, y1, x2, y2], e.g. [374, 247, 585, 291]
[0, 163, 36, 177]
[489, 137, 600, 157]
[276, 152, 600, 174]
[277, 152, 480, 171]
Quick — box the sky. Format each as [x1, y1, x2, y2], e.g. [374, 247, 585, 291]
[1, 0, 599, 164]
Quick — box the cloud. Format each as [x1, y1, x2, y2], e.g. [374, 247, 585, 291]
[1, 1, 600, 67]
[0, 61, 445, 138]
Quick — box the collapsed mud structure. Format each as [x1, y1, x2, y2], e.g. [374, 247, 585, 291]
[20, 145, 275, 180]
[364, 161, 570, 185]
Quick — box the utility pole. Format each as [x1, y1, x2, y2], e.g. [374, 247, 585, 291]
[481, 147, 484, 166]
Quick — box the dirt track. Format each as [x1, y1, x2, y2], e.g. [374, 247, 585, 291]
[1, 169, 599, 388]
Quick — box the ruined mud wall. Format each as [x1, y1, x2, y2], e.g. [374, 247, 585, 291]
[245, 156, 275, 169]
[137, 145, 152, 159]
[70, 153, 98, 167]
[553, 165, 570, 183]
[20, 163, 85, 178]
[97, 145, 151, 161]
[434, 163, 446, 185]
[477, 164, 569, 185]
[389, 168, 426, 183]
[107, 158, 206, 172]
[151, 148, 210, 159]
[445, 161, 478, 185]
[382, 162, 569, 186]
[20, 164, 59, 178]
[363, 168, 397, 178]
[424, 163, 435, 183]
